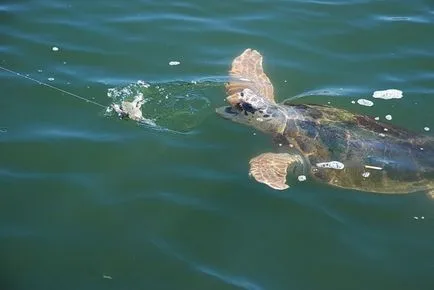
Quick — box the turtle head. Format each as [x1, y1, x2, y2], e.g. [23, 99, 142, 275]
[216, 88, 287, 134]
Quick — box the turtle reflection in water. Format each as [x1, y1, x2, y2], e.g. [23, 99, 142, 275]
[216, 48, 434, 198]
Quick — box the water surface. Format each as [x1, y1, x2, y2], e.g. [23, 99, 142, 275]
[1, 0, 434, 289]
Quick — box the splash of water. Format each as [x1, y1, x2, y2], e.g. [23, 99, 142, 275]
[107, 80, 217, 133]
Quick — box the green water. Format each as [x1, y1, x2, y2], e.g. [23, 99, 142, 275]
[1, 0, 434, 289]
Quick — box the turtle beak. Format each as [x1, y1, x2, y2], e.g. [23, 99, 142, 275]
[215, 105, 240, 120]
[216, 92, 243, 120]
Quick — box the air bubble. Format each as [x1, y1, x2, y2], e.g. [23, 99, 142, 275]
[298, 175, 307, 182]
[357, 99, 374, 107]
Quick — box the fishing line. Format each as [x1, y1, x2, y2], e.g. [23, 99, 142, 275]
[0, 65, 107, 109]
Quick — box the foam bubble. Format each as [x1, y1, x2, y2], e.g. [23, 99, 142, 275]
[316, 161, 345, 170]
[362, 172, 370, 178]
[298, 175, 307, 182]
[137, 80, 150, 88]
[357, 99, 374, 107]
[169, 61, 180, 66]
[385, 114, 392, 120]
[372, 89, 403, 99]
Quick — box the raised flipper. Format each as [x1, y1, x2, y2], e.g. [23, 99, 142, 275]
[249, 152, 305, 190]
[226, 48, 275, 105]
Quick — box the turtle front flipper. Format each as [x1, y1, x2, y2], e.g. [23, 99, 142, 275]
[249, 152, 305, 190]
[226, 49, 275, 105]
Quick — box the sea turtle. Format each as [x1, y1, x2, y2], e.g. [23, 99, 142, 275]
[216, 48, 434, 198]
[111, 94, 145, 122]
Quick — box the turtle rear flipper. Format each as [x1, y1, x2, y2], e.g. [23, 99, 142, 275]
[249, 152, 305, 190]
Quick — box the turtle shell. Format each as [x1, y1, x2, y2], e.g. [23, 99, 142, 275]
[281, 103, 434, 194]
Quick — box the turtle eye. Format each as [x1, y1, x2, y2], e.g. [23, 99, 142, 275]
[240, 91, 244, 97]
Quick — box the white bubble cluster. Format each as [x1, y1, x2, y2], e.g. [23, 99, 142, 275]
[316, 161, 345, 170]
[137, 80, 150, 88]
[385, 114, 392, 120]
[169, 61, 180, 66]
[298, 175, 307, 182]
[362, 172, 370, 178]
[357, 99, 374, 107]
[372, 89, 403, 99]
[413, 216, 425, 220]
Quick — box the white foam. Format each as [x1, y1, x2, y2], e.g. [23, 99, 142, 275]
[385, 114, 392, 120]
[48, 77, 54, 81]
[316, 161, 345, 170]
[413, 216, 425, 220]
[372, 89, 403, 100]
[169, 61, 180, 66]
[424, 127, 430, 132]
[364, 165, 383, 170]
[298, 175, 307, 182]
[362, 172, 370, 178]
[51, 46, 59, 51]
[357, 99, 374, 107]
[137, 80, 150, 88]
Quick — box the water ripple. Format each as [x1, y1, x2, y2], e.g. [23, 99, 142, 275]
[0, 127, 133, 143]
[151, 237, 263, 290]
